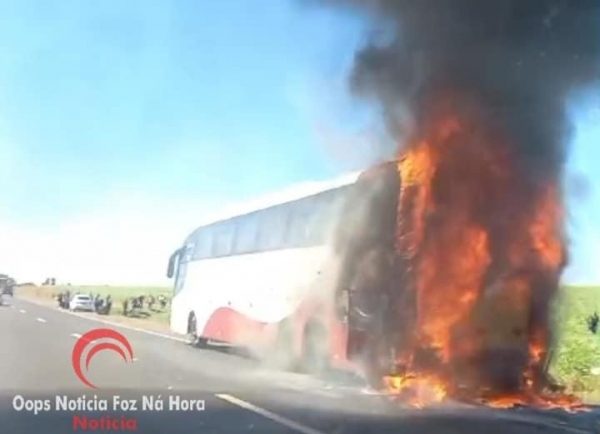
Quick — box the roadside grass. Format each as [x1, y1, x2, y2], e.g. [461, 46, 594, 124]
[16, 284, 172, 325]
[549, 285, 600, 403]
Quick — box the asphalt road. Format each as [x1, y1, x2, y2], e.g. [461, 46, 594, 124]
[0, 295, 598, 434]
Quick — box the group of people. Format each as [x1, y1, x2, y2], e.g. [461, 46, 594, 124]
[54, 290, 169, 317]
[56, 291, 71, 309]
[121, 294, 169, 316]
[92, 293, 113, 315]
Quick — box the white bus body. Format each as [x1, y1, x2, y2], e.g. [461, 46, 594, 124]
[168, 172, 363, 360]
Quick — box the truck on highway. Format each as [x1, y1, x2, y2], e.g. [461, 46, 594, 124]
[0, 275, 15, 297]
[0, 274, 15, 306]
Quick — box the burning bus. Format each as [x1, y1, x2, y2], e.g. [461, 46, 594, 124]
[162, 0, 600, 409]
[166, 133, 567, 407]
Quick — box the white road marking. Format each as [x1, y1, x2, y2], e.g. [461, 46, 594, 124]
[132, 357, 139, 362]
[19, 309, 26, 314]
[68, 316, 187, 343]
[70, 333, 82, 339]
[23, 298, 187, 343]
[215, 394, 326, 434]
[36, 318, 47, 323]
[167, 385, 173, 390]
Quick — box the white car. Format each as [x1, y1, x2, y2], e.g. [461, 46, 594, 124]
[69, 294, 94, 312]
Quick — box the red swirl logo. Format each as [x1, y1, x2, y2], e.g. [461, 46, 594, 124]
[71, 328, 134, 389]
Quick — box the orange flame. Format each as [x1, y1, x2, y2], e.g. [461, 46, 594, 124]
[385, 97, 576, 410]
[384, 373, 447, 408]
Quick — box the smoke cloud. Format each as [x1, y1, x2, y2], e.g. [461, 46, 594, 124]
[316, 0, 600, 396]
[325, 0, 600, 178]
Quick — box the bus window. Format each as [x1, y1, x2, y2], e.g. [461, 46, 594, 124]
[233, 213, 259, 254]
[303, 191, 340, 245]
[309, 191, 340, 243]
[257, 206, 289, 251]
[212, 223, 234, 257]
[192, 230, 212, 260]
[287, 189, 348, 247]
[287, 199, 314, 247]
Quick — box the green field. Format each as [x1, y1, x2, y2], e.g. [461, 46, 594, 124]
[549, 285, 600, 402]
[73, 285, 173, 324]
[18, 284, 173, 325]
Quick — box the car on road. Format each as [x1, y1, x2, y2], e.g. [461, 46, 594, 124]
[69, 294, 94, 312]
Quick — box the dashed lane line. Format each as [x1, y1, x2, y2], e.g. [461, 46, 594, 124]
[17, 298, 186, 343]
[36, 317, 47, 323]
[215, 393, 327, 434]
[18, 309, 26, 314]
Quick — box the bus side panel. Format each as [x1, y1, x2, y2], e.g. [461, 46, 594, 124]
[202, 306, 277, 348]
[172, 245, 341, 353]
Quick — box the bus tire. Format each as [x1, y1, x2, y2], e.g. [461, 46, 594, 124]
[301, 322, 329, 376]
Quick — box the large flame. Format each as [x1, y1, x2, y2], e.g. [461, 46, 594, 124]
[387, 98, 577, 409]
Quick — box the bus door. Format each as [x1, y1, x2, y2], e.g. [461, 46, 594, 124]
[335, 163, 401, 371]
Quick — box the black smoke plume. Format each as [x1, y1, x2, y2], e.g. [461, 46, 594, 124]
[325, 0, 600, 177]
[319, 0, 600, 394]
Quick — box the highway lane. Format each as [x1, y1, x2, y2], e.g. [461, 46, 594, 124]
[0, 296, 341, 433]
[0, 295, 598, 434]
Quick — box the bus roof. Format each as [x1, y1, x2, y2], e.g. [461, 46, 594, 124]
[189, 170, 362, 231]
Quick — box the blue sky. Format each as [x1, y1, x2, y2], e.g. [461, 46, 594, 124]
[0, 1, 364, 223]
[0, 1, 597, 285]
[564, 91, 600, 285]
